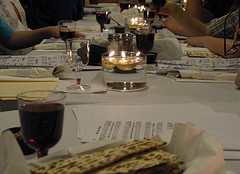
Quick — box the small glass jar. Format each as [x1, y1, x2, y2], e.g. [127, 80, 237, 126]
[122, 33, 134, 51]
[107, 34, 120, 52]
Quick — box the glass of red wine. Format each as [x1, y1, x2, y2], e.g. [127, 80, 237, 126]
[136, 27, 155, 54]
[96, 8, 109, 33]
[58, 20, 76, 56]
[65, 38, 91, 93]
[119, 0, 130, 12]
[17, 90, 66, 158]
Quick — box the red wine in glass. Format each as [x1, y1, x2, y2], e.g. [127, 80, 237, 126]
[136, 33, 155, 54]
[138, 0, 145, 5]
[144, 10, 156, 19]
[19, 102, 64, 158]
[60, 31, 75, 41]
[120, 1, 130, 12]
[96, 11, 108, 32]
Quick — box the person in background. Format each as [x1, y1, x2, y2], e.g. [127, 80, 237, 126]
[161, 0, 238, 38]
[0, 17, 85, 55]
[185, 0, 233, 23]
[0, 0, 29, 31]
[19, 0, 85, 29]
[155, 0, 239, 58]
[0, 0, 32, 54]
[185, 23, 240, 58]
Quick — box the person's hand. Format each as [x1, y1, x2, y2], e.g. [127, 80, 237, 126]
[159, 0, 178, 16]
[45, 26, 86, 38]
[164, 17, 181, 33]
[75, 31, 86, 38]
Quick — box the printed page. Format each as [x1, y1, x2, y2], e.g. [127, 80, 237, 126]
[73, 104, 240, 150]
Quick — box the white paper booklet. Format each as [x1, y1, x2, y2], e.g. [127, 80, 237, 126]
[156, 58, 240, 73]
[73, 103, 240, 151]
[0, 55, 67, 67]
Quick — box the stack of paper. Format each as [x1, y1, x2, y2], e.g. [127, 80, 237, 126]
[72, 103, 240, 153]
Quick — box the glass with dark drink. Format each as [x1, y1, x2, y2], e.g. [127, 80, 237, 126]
[96, 8, 109, 32]
[58, 20, 76, 60]
[136, 28, 155, 54]
[138, 0, 145, 5]
[17, 90, 66, 158]
[120, 0, 130, 12]
[144, 9, 156, 19]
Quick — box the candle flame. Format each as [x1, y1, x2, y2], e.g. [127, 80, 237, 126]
[121, 51, 126, 58]
[109, 51, 115, 57]
[131, 18, 135, 23]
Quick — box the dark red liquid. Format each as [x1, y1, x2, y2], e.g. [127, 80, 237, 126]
[96, 12, 108, 26]
[136, 33, 155, 53]
[144, 10, 156, 19]
[138, 0, 146, 5]
[120, 2, 130, 12]
[60, 31, 75, 41]
[19, 103, 64, 151]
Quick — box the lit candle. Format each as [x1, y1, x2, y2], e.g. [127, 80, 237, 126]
[116, 51, 137, 70]
[102, 51, 118, 68]
[128, 17, 144, 29]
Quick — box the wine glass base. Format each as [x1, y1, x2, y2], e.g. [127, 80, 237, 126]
[66, 84, 91, 93]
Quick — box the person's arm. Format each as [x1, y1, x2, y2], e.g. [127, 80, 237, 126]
[185, 0, 214, 23]
[185, 36, 239, 58]
[3, 26, 85, 50]
[164, 17, 193, 36]
[159, 0, 210, 36]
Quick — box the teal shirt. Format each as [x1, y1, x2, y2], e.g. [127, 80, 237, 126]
[0, 17, 14, 42]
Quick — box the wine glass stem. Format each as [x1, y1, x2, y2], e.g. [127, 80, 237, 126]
[100, 25, 104, 32]
[37, 148, 48, 158]
[66, 39, 73, 64]
[65, 41, 67, 54]
[76, 69, 82, 85]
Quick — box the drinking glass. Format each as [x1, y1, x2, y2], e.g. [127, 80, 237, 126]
[65, 38, 91, 93]
[119, 0, 130, 12]
[136, 27, 155, 54]
[96, 8, 109, 32]
[58, 20, 76, 54]
[17, 90, 66, 158]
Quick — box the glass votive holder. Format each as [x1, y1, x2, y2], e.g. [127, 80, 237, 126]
[102, 51, 147, 92]
[125, 17, 145, 33]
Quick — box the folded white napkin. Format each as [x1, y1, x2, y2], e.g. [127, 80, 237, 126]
[151, 29, 183, 60]
[178, 69, 237, 81]
[109, 12, 127, 27]
[121, 7, 138, 15]
[56, 71, 108, 93]
[0, 131, 30, 174]
[0, 75, 58, 82]
[34, 43, 80, 51]
[153, 122, 228, 174]
[0, 65, 71, 79]
[91, 35, 109, 48]
[75, 26, 99, 33]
